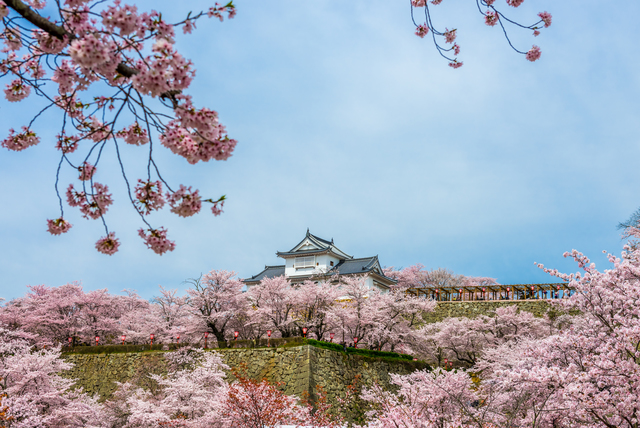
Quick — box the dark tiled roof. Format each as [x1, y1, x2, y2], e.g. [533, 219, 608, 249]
[333, 257, 377, 275]
[244, 265, 285, 283]
[277, 248, 333, 257]
[308, 232, 332, 246]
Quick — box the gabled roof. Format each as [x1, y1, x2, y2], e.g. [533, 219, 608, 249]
[333, 256, 386, 277]
[243, 265, 285, 283]
[276, 229, 352, 260]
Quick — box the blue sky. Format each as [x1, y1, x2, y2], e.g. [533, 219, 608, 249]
[1, 1, 639, 300]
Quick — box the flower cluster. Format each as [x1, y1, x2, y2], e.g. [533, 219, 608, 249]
[116, 123, 149, 145]
[448, 60, 463, 69]
[166, 185, 202, 217]
[134, 180, 165, 215]
[66, 183, 113, 219]
[210, 200, 224, 216]
[4, 79, 30, 102]
[78, 162, 96, 181]
[1, 127, 40, 151]
[484, 11, 499, 27]
[415, 25, 429, 38]
[506, 0, 524, 7]
[444, 29, 457, 44]
[208, 2, 237, 21]
[2, 28, 22, 51]
[95, 232, 120, 255]
[85, 118, 110, 143]
[46, 218, 73, 235]
[55, 133, 80, 154]
[526, 45, 541, 62]
[160, 95, 237, 164]
[68, 36, 113, 68]
[131, 39, 194, 98]
[33, 30, 68, 54]
[138, 227, 175, 255]
[538, 11, 552, 28]
[101, 1, 140, 36]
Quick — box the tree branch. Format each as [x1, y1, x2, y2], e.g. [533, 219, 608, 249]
[4, 0, 69, 40]
[5, 0, 140, 78]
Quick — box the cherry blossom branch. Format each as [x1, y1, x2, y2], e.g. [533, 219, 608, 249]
[2, 0, 236, 254]
[410, 0, 551, 68]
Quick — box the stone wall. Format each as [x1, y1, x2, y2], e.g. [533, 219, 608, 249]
[63, 345, 426, 418]
[421, 300, 555, 324]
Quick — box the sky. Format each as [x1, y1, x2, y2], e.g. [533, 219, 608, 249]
[1, 1, 639, 301]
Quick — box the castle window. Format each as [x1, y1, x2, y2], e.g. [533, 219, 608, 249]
[294, 256, 315, 269]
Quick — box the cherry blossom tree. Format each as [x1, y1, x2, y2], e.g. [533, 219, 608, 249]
[329, 275, 379, 346]
[106, 347, 229, 427]
[186, 270, 246, 345]
[247, 276, 298, 338]
[366, 289, 436, 352]
[0, 283, 84, 346]
[361, 368, 485, 428]
[149, 286, 193, 344]
[223, 365, 311, 428]
[290, 280, 342, 340]
[0, 326, 108, 427]
[0, 282, 156, 346]
[1, 0, 236, 255]
[414, 305, 551, 367]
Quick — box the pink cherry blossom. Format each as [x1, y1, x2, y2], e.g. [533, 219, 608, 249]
[85, 117, 110, 142]
[134, 180, 165, 215]
[166, 185, 202, 217]
[210, 200, 224, 216]
[453, 43, 460, 55]
[485, 10, 499, 26]
[411, 0, 426, 6]
[533, 30, 540, 37]
[526, 45, 541, 62]
[0, 127, 40, 151]
[66, 182, 113, 219]
[131, 40, 194, 98]
[448, 60, 463, 69]
[138, 227, 175, 255]
[485, 0, 495, 5]
[2, 28, 22, 51]
[183, 19, 195, 34]
[95, 232, 120, 255]
[506, 0, 524, 7]
[117, 122, 149, 145]
[207, 2, 237, 21]
[55, 132, 80, 153]
[101, 2, 140, 36]
[33, 30, 68, 54]
[538, 11, 552, 28]
[415, 24, 429, 38]
[4, 79, 30, 102]
[78, 162, 96, 181]
[68, 36, 112, 68]
[431, 0, 443, 5]
[444, 28, 457, 44]
[46, 218, 73, 235]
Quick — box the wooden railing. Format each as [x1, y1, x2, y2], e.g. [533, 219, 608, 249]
[405, 283, 572, 302]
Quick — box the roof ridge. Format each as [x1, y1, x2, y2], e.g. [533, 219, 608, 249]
[343, 256, 377, 262]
